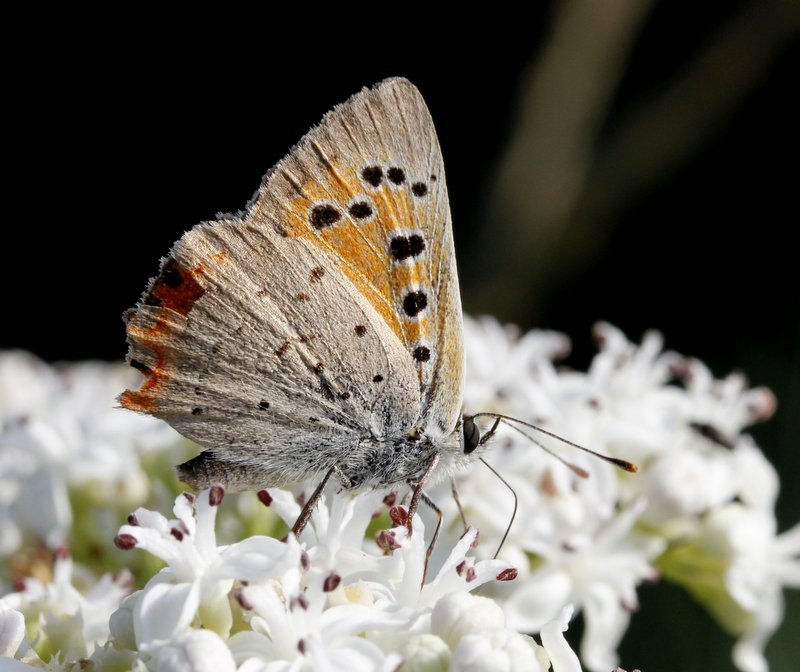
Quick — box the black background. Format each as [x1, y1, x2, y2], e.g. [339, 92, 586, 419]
[4, 4, 798, 670]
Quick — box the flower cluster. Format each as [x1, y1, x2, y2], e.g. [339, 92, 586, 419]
[0, 352, 183, 568]
[4, 485, 574, 671]
[1, 319, 798, 672]
[433, 318, 798, 672]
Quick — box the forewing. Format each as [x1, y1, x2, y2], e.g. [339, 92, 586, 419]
[256, 77, 465, 437]
[121, 78, 464, 488]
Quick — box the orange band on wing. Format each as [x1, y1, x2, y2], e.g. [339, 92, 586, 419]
[280, 160, 431, 350]
[122, 257, 214, 412]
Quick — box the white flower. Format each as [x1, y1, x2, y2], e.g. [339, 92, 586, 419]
[232, 574, 406, 672]
[229, 489, 520, 671]
[431, 592, 506, 648]
[450, 629, 542, 672]
[729, 517, 800, 672]
[399, 633, 451, 671]
[463, 315, 571, 415]
[0, 352, 181, 558]
[440, 318, 794, 672]
[1, 314, 795, 672]
[109, 484, 561, 672]
[496, 498, 662, 671]
[113, 487, 300, 655]
[0, 416, 73, 554]
[638, 447, 736, 532]
[680, 357, 776, 439]
[658, 502, 800, 672]
[439, 599, 580, 672]
[432, 320, 667, 669]
[2, 547, 131, 662]
[0, 351, 58, 417]
[151, 629, 237, 672]
[0, 600, 26, 658]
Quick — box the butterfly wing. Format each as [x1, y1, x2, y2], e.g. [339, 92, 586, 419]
[265, 77, 465, 438]
[121, 78, 464, 490]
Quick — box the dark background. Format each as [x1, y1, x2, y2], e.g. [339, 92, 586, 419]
[5, 4, 798, 670]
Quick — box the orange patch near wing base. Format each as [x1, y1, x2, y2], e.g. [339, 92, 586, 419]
[121, 321, 171, 413]
[144, 258, 206, 316]
[119, 388, 159, 413]
[123, 253, 221, 414]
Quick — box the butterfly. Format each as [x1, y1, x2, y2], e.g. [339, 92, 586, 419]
[120, 78, 490, 536]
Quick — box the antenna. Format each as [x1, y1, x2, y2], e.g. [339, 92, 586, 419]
[469, 412, 638, 558]
[471, 412, 638, 473]
[478, 458, 518, 559]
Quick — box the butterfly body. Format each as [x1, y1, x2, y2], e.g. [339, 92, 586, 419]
[175, 426, 464, 493]
[121, 78, 472, 498]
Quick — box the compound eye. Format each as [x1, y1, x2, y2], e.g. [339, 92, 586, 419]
[462, 416, 480, 455]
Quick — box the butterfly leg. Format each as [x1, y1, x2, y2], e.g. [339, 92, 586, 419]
[419, 491, 443, 586]
[450, 478, 470, 533]
[406, 453, 440, 535]
[290, 465, 337, 538]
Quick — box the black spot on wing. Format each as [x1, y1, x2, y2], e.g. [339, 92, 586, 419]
[390, 234, 425, 262]
[361, 166, 383, 187]
[310, 204, 341, 229]
[411, 182, 428, 197]
[402, 291, 427, 317]
[412, 346, 431, 362]
[387, 167, 406, 184]
[349, 201, 373, 219]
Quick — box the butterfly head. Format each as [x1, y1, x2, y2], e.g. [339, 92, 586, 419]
[460, 415, 482, 455]
[430, 414, 493, 467]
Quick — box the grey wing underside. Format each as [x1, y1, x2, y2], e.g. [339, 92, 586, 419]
[123, 219, 421, 490]
[261, 77, 465, 441]
[121, 78, 461, 491]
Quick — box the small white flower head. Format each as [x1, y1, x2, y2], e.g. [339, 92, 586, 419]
[0, 352, 183, 559]
[399, 633, 451, 671]
[431, 591, 506, 649]
[113, 487, 301, 653]
[232, 572, 406, 672]
[463, 315, 571, 416]
[450, 629, 542, 672]
[2, 545, 131, 662]
[152, 628, 237, 672]
[679, 357, 776, 439]
[226, 488, 522, 671]
[443, 318, 795, 672]
[659, 502, 800, 672]
[437, 320, 668, 669]
[498, 498, 662, 671]
[439, 600, 581, 672]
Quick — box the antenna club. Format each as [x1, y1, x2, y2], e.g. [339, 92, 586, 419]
[612, 458, 638, 473]
[475, 412, 639, 475]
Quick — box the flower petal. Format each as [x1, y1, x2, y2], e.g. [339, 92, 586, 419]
[154, 628, 237, 672]
[134, 580, 200, 651]
[540, 606, 582, 672]
[0, 602, 25, 658]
